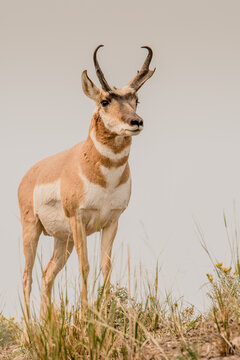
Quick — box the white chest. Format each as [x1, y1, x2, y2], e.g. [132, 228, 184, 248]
[78, 165, 131, 232]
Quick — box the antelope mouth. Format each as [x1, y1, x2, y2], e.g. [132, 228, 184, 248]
[125, 128, 142, 136]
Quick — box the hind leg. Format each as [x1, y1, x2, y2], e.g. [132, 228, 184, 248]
[41, 237, 74, 316]
[22, 218, 42, 320]
[22, 217, 42, 332]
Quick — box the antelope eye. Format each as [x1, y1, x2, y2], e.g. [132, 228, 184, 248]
[101, 100, 110, 107]
[136, 99, 140, 105]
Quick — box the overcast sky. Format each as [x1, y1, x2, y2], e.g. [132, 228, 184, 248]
[1, 0, 240, 318]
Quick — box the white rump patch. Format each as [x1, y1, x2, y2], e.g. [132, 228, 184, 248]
[33, 180, 61, 215]
[33, 180, 72, 240]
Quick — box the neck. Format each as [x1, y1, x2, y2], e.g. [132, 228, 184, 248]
[79, 112, 131, 188]
[88, 112, 132, 160]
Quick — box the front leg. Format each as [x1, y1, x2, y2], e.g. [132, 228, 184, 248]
[70, 216, 89, 309]
[101, 219, 118, 290]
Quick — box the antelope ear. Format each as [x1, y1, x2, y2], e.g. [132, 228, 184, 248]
[81, 70, 100, 101]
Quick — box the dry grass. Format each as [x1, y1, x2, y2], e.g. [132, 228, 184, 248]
[2, 218, 240, 359]
[1, 262, 240, 360]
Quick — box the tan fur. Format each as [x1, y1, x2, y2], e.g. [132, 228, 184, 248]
[18, 111, 133, 322]
[19, 49, 154, 336]
[91, 112, 132, 154]
[118, 162, 130, 187]
[19, 116, 131, 219]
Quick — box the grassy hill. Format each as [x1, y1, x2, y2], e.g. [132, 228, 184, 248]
[1, 257, 240, 359]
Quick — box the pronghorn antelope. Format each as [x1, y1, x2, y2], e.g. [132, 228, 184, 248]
[18, 45, 155, 321]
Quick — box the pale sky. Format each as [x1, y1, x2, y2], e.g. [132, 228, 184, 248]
[1, 0, 240, 318]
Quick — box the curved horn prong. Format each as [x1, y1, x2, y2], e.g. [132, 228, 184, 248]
[141, 46, 153, 70]
[128, 46, 155, 91]
[93, 45, 112, 92]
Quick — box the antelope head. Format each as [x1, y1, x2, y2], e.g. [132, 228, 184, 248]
[82, 45, 155, 137]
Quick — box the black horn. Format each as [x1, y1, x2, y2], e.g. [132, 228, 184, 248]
[93, 45, 112, 92]
[128, 46, 155, 91]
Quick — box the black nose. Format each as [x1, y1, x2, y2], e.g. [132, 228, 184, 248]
[130, 119, 143, 127]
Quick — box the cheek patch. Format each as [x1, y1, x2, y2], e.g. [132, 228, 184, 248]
[99, 111, 126, 135]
